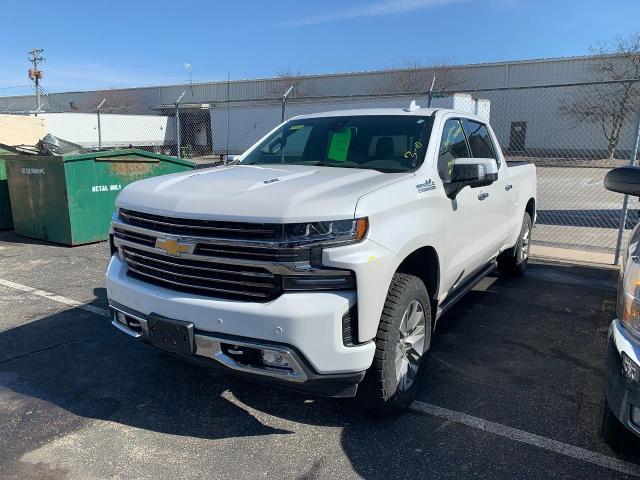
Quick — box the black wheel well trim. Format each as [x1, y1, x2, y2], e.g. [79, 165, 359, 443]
[395, 246, 440, 326]
[525, 197, 536, 223]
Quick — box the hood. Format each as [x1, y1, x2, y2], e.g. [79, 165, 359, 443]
[116, 164, 412, 223]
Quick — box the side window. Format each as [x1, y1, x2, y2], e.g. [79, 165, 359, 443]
[463, 120, 499, 167]
[438, 119, 470, 182]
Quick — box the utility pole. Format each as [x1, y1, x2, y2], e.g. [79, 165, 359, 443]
[28, 49, 45, 113]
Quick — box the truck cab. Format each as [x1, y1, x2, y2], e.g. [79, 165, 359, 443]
[107, 106, 537, 412]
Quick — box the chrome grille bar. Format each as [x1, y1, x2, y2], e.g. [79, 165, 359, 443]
[127, 268, 274, 299]
[122, 249, 274, 279]
[123, 252, 277, 289]
[120, 209, 281, 239]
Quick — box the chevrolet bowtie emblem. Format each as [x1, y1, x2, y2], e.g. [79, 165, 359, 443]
[156, 237, 193, 256]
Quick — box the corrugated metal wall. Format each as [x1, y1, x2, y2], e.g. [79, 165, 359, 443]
[0, 55, 616, 112]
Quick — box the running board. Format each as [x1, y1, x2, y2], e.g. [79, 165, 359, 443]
[436, 261, 497, 318]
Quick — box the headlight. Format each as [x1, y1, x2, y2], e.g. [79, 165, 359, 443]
[283, 218, 368, 246]
[620, 258, 640, 336]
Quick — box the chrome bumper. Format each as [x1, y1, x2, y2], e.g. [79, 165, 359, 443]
[110, 304, 308, 382]
[605, 319, 640, 438]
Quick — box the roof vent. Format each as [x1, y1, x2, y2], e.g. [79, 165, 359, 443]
[405, 100, 420, 112]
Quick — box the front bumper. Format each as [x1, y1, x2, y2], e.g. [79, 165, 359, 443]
[604, 319, 640, 437]
[110, 304, 365, 397]
[106, 255, 375, 391]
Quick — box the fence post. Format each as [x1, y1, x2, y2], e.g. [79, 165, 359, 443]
[96, 98, 106, 149]
[614, 105, 640, 265]
[427, 75, 436, 108]
[282, 85, 294, 123]
[175, 91, 185, 159]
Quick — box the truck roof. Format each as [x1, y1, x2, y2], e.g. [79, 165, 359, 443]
[293, 107, 437, 120]
[292, 107, 485, 122]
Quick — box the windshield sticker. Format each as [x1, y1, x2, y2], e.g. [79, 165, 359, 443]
[289, 125, 305, 130]
[327, 129, 352, 162]
[416, 179, 436, 193]
[403, 141, 423, 161]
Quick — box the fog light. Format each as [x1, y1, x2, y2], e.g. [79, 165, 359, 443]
[261, 349, 292, 369]
[632, 406, 640, 427]
[622, 352, 640, 383]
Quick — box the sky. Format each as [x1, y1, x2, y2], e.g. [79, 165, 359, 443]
[1, 0, 639, 96]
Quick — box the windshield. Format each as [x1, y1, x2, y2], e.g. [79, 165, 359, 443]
[241, 115, 434, 173]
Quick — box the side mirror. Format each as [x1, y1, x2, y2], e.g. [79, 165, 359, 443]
[604, 167, 640, 196]
[445, 158, 499, 199]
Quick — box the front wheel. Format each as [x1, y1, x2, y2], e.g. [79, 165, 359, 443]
[357, 273, 432, 414]
[498, 212, 532, 276]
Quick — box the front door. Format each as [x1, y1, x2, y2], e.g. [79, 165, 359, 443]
[462, 119, 511, 258]
[437, 118, 488, 293]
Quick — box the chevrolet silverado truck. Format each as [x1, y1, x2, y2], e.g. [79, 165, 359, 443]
[106, 105, 537, 412]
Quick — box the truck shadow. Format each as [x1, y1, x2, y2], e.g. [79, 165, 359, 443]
[0, 262, 638, 479]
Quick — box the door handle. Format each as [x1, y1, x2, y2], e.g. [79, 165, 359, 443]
[478, 192, 489, 201]
[505, 184, 513, 191]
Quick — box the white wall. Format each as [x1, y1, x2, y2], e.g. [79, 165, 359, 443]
[39, 113, 176, 147]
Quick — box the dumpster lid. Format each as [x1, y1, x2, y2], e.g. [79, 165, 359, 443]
[62, 149, 196, 167]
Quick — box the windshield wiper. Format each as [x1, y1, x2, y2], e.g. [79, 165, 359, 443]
[303, 162, 358, 168]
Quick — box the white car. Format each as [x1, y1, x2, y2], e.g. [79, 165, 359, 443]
[106, 106, 537, 412]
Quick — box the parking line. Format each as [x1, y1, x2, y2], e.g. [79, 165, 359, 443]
[410, 401, 640, 478]
[0, 277, 109, 317]
[2, 276, 638, 476]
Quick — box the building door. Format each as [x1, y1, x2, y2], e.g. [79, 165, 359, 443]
[509, 121, 527, 152]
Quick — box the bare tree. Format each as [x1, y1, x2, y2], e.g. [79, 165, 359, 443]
[377, 58, 469, 95]
[561, 34, 640, 159]
[270, 68, 314, 98]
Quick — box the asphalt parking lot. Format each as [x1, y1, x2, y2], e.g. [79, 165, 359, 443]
[1, 231, 640, 480]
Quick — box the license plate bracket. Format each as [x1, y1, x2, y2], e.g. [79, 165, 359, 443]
[147, 316, 195, 355]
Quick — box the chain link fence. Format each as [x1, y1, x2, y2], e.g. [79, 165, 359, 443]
[2, 80, 639, 260]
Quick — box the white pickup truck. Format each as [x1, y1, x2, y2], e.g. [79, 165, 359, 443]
[107, 106, 536, 412]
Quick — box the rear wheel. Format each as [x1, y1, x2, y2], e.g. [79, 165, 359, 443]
[498, 212, 532, 276]
[357, 273, 432, 414]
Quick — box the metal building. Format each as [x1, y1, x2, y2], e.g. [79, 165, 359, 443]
[0, 54, 633, 158]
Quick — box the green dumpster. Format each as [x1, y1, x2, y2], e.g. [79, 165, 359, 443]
[0, 154, 12, 230]
[5, 149, 195, 245]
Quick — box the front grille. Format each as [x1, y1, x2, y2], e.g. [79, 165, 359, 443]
[120, 209, 282, 240]
[121, 246, 281, 301]
[115, 210, 309, 263]
[195, 243, 308, 262]
[113, 227, 156, 247]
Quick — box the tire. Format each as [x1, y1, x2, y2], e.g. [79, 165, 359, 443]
[498, 212, 532, 276]
[357, 273, 432, 414]
[600, 398, 629, 450]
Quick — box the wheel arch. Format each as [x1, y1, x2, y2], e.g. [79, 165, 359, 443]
[525, 197, 536, 224]
[395, 246, 440, 324]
